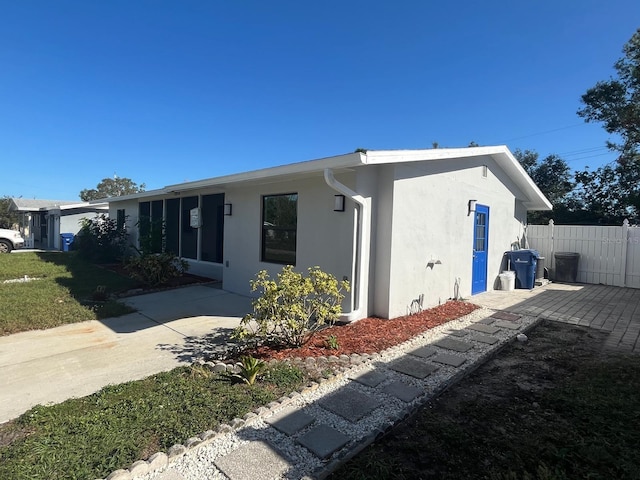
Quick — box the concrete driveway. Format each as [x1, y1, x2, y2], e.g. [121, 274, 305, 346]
[0, 285, 251, 424]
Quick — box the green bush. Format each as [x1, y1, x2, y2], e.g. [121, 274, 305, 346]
[124, 252, 188, 287]
[75, 214, 129, 263]
[232, 265, 349, 348]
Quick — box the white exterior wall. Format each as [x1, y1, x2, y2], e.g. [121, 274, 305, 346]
[382, 157, 528, 319]
[369, 165, 395, 318]
[223, 173, 356, 308]
[60, 212, 102, 235]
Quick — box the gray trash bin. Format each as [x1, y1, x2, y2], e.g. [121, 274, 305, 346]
[554, 252, 579, 283]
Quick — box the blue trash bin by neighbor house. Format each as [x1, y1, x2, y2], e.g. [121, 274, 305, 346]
[60, 233, 75, 252]
[505, 249, 539, 289]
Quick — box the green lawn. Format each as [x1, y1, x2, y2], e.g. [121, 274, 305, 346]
[0, 363, 308, 480]
[0, 252, 137, 335]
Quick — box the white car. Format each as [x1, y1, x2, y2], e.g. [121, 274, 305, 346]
[0, 228, 25, 253]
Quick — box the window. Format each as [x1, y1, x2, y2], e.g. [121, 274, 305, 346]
[201, 193, 225, 263]
[261, 193, 297, 264]
[138, 200, 164, 253]
[116, 209, 126, 230]
[181, 196, 198, 259]
[165, 198, 180, 255]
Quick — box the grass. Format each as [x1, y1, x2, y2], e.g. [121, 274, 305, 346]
[0, 252, 137, 335]
[0, 362, 307, 480]
[331, 324, 640, 480]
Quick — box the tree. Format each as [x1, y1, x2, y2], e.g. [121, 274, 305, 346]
[532, 154, 575, 206]
[0, 196, 19, 229]
[76, 214, 130, 263]
[514, 148, 539, 177]
[570, 164, 634, 224]
[80, 177, 145, 201]
[513, 149, 575, 223]
[577, 28, 640, 221]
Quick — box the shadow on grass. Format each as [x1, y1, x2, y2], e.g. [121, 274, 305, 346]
[36, 251, 137, 297]
[35, 251, 138, 319]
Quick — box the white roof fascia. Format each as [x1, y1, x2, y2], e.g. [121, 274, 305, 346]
[97, 153, 365, 204]
[89, 189, 171, 204]
[362, 146, 506, 164]
[58, 202, 109, 210]
[163, 152, 364, 192]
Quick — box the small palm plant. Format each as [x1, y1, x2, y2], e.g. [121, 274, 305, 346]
[233, 356, 267, 385]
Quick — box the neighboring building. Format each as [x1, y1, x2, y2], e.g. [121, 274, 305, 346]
[9, 198, 108, 250]
[100, 147, 551, 320]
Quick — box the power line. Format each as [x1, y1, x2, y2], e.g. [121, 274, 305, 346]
[501, 123, 586, 142]
[558, 146, 609, 157]
[564, 152, 615, 164]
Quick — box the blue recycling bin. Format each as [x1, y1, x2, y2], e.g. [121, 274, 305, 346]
[60, 233, 75, 252]
[505, 249, 539, 289]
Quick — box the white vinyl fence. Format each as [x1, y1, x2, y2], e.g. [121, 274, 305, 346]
[527, 220, 640, 289]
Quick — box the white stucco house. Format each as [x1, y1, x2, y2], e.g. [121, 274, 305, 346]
[100, 146, 551, 321]
[9, 198, 108, 250]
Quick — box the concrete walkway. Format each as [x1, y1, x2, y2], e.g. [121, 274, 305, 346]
[473, 282, 640, 353]
[0, 285, 251, 423]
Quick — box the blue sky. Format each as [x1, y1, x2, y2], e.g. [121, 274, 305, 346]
[2, 1, 639, 200]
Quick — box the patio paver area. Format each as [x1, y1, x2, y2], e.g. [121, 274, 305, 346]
[474, 282, 640, 353]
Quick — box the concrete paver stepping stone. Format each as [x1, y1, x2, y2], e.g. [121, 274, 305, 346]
[448, 329, 468, 337]
[494, 320, 521, 330]
[215, 440, 292, 480]
[349, 369, 387, 388]
[466, 323, 500, 334]
[382, 380, 423, 402]
[491, 311, 521, 321]
[390, 357, 439, 379]
[433, 337, 473, 352]
[265, 406, 315, 435]
[319, 388, 382, 422]
[432, 353, 466, 367]
[471, 334, 499, 345]
[297, 425, 350, 459]
[478, 317, 496, 325]
[407, 345, 437, 358]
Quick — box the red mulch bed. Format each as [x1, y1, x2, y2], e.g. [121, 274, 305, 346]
[249, 301, 479, 361]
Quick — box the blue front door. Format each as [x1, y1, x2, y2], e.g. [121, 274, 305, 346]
[471, 204, 489, 295]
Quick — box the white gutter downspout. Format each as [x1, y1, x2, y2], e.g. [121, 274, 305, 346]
[324, 168, 371, 322]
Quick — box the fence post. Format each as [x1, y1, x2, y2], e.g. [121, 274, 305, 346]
[548, 219, 555, 273]
[620, 219, 629, 287]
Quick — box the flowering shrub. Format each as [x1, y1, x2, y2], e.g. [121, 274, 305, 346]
[232, 265, 349, 348]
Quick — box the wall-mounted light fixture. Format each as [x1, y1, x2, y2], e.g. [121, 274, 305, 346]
[223, 203, 233, 216]
[468, 199, 477, 216]
[334, 194, 345, 212]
